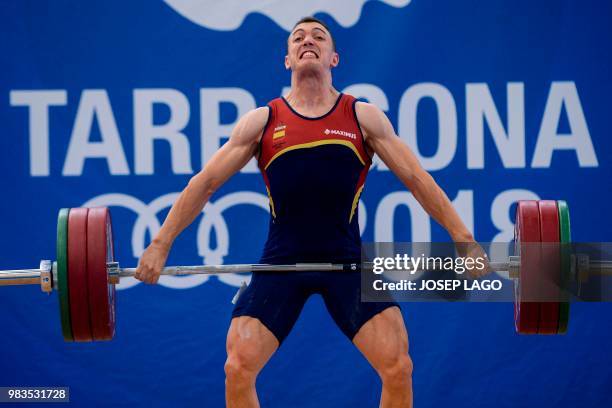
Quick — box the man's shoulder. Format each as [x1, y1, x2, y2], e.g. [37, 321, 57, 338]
[242, 106, 271, 123]
[231, 106, 271, 143]
[354, 100, 383, 122]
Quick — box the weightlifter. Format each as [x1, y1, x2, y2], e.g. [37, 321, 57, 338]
[135, 17, 487, 408]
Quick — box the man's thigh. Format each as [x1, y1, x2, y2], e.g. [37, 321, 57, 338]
[321, 271, 400, 341]
[226, 316, 279, 371]
[232, 272, 311, 345]
[352, 306, 409, 369]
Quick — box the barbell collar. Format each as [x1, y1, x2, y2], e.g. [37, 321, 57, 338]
[40, 260, 52, 293]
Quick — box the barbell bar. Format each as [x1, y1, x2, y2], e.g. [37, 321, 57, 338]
[0, 260, 511, 290]
[0, 200, 610, 340]
[1, 257, 611, 291]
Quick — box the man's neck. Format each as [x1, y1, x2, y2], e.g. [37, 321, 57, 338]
[286, 69, 338, 109]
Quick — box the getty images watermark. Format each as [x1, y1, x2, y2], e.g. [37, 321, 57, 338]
[370, 251, 501, 292]
[360, 243, 509, 302]
[359, 242, 612, 303]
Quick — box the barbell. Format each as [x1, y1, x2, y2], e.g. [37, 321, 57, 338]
[0, 201, 610, 341]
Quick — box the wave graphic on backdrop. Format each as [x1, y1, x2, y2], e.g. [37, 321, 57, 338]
[163, 0, 412, 31]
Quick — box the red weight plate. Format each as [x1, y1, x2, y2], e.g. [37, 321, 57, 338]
[68, 208, 93, 342]
[87, 207, 116, 341]
[514, 201, 540, 334]
[537, 200, 560, 334]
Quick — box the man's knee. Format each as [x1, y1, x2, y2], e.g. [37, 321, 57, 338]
[225, 317, 279, 390]
[224, 346, 261, 387]
[379, 354, 413, 388]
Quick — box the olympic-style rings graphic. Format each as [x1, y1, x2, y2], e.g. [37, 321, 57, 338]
[82, 192, 367, 290]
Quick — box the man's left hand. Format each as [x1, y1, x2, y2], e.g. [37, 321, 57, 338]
[456, 241, 491, 279]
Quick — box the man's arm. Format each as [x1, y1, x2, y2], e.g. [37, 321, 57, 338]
[356, 101, 473, 243]
[135, 106, 269, 283]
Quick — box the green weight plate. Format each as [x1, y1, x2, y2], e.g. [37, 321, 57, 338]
[56, 208, 73, 341]
[557, 200, 571, 334]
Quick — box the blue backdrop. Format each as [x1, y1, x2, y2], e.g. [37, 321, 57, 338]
[1, 0, 611, 406]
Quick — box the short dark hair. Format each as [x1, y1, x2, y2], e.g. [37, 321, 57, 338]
[289, 16, 336, 51]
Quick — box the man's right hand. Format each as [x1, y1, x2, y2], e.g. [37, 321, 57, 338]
[135, 241, 171, 284]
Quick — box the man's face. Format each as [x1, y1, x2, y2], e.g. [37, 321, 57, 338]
[285, 22, 339, 72]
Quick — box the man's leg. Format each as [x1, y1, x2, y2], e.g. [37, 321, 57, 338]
[227, 272, 311, 407]
[320, 271, 411, 407]
[225, 316, 278, 408]
[353, 307, 413, 408]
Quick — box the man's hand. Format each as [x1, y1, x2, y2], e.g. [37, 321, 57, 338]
[455, 241, 491, 279]
[135, 241, 171, 284]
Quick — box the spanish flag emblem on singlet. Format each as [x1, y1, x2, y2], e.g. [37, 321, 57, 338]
[273, 124, 286, 139]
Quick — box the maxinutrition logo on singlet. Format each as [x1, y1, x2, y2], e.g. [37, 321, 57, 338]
[324, 128, 357, 140]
